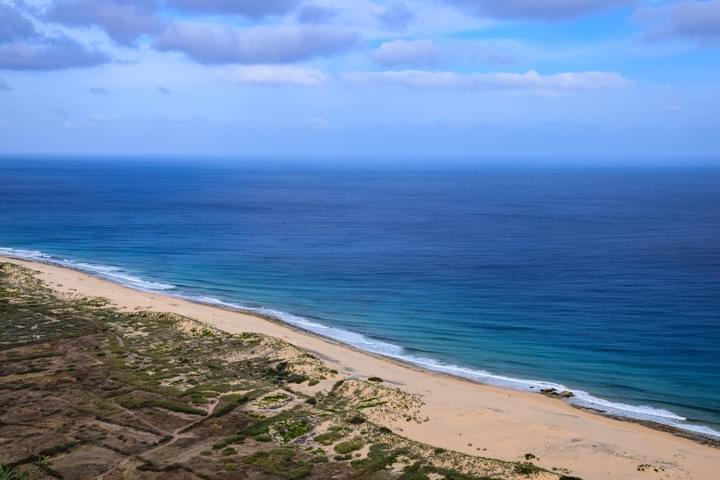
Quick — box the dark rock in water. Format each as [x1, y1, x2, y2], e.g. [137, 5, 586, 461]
[540, 388, 575, 399]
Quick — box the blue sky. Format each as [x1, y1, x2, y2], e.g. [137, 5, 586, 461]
[0, 0, 718, 162]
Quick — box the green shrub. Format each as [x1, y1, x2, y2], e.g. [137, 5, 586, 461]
[151, 399, 207, 416]
[241, 448, 313, 480]
[350, 444, 405, 475]
[334, 438, 363, 454]
[273, 417, 312, 442]
[0, 466, 28, 480]
[515, 462, 542, 476]
[221, 447, 237, 457]
[286, 374, 307, 384]
[347, 414, 366, 425]
[314, 427, 346, 446]
[399, 462, 429, 480]
[211, 394, 250, 418]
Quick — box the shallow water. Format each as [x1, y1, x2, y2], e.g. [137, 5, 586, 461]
[1, 159, 718, 436]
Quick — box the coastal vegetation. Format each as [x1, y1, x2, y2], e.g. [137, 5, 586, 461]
[0, 262, 575, 479]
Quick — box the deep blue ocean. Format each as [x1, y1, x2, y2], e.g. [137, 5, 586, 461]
[1, 159, 718, 437]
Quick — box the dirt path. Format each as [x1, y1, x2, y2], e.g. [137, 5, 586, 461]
[94, 399, 220, 479]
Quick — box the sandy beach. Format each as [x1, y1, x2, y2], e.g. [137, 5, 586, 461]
[3, 256, 718, 480]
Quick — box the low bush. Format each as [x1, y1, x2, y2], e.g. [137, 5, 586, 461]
[334, 438, 363, 454]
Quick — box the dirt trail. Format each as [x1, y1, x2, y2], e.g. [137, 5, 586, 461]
[95, 399, 220, 479]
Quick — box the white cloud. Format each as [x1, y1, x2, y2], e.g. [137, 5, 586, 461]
[378, 2, 415, 30]
[155, 113, 206, 125]
[637, 0, 720, 44]
[445, 0, 632, 21]
[0, 78, 13, 91]
[283, 0, 491, 40]
[0, 36, 110, 70]
[303, 116, 331, 128]
[370, 38, 605, 70]
[90, 112, 112, 124]
[166, 0, 300, 18]
[218, 64, 328, 85]
[0, 3, 37, 43]
[46, 0, 164, 45]
[346, 69, 630, 93]
[373, 39, 441, 67]
[155, 23, 359, 64]
[296, 4, 337, 24]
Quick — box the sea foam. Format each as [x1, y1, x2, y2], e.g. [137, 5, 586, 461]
[1, 245, 718, 440]
[0, 247, 175, 292]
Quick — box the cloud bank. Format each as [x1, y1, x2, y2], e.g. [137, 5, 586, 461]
[0, 3, 37, 43]
[446, 0, 632, 21]
[296, 4, 337, 24]
[0, 36, 110, 71]
[219, 64, 328, 85]
[378, 3, 416, 30]
[155, 24, 358, 64]
[46, 0, 164, 45]
[640, 0, 720, 43]
[166, 0, 301, 17]
[0, 2, 112, 70]
[347, 70, 630, 93]
[373, 40, 442, 67]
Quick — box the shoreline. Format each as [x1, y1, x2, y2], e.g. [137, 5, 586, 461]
[3, 255, 720, 479]
[1, 249, 717, 442]
[202, 301, 720, 449]
[3, 248, 716, 440]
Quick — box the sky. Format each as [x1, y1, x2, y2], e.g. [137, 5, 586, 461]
[0, 0, 718, 162]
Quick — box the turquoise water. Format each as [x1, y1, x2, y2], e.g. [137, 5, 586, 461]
[1, 159, 718, 437]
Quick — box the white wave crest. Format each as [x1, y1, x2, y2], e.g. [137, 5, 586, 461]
[0, 247, 175, 292]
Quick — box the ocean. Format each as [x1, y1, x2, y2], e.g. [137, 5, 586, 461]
[1, 158, 718, 437]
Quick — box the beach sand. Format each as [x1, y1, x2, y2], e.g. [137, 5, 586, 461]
[3, 256, 718, 480]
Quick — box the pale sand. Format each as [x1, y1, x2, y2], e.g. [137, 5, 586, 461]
[3, 256, 719, 480]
